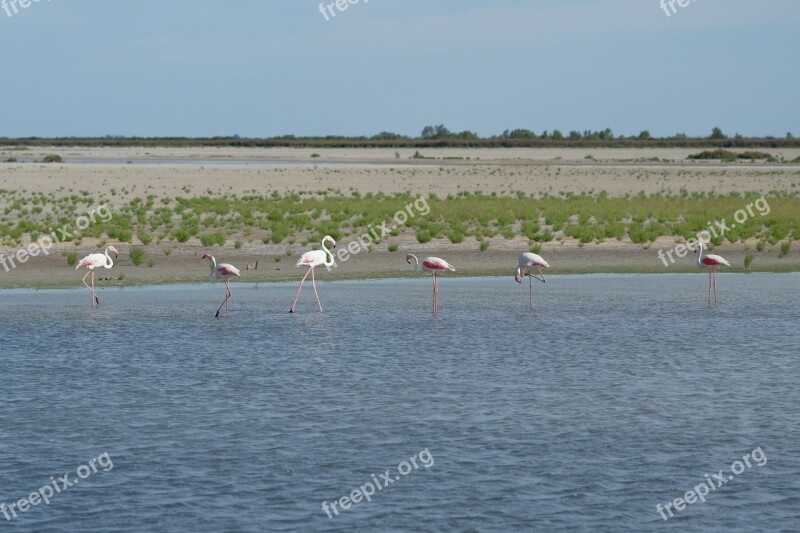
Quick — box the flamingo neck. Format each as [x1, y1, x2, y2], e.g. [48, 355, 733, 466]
[104, 248, 114, 269]
[321, 238, 335, 266]
[697, 243, 704, 267]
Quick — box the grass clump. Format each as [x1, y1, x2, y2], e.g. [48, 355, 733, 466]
[199, 232, 226, 247]
[130, 247, 146, 266]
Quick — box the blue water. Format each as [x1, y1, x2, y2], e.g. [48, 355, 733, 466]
[1, 274, 799, 532]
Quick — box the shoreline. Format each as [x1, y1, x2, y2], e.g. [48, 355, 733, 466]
[2, 243, 797, 290]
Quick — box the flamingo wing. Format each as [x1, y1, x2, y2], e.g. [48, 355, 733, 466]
[703, 254, 730, 267]
[76, 253, 105, 269]
[520, 252, 549, 268]
[217, 263, 241, 277]
[423, 257, 455, 271]
[297, 249, 326, 268]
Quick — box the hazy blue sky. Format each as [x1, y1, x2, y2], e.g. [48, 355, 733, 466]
[1, 0, 798, 138]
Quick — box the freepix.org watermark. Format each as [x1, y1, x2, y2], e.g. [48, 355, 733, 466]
[2, 0, 51, 18]
[322, 448, 434, 519]
[656, 447, 766, 521]
[660, 0, 698, 18]
[657, 196, 770, 267]
[1, 452, 114, 522]
[318, 0, 368, 22]
[0, 204, 112, 273]
[333, 196, 430, 265]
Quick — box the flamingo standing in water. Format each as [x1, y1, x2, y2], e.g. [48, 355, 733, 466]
[202, 254, 241, 317]
[76, 246, 119, 306]
[406, 254, 455, 314]
[515, 252, 549, 309]
[290, 235, 336, 313]
[696, 242, 730, 304]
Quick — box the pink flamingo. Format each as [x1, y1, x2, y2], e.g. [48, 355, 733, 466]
[406, 254, 455, 314]
[290, 235, 336, 313]
[696, 241, 730, 304]
[515, 252, 549, 309]
[76, 246, 118, 306]
[202, 254, 241, 317]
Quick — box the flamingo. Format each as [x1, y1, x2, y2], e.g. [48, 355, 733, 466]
[76, 246, 118, 306]
[696, 242, 730, 304]
[202, 254, 241, 317]
[406, 254, 455, 314]
[290, 235, 336, 313]
[515, 252, 549, 309]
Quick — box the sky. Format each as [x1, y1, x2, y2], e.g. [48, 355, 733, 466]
[1, 0, 798, 138]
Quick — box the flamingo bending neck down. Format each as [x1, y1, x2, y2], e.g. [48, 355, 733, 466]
[290, 235, 336, 313]
[76, 246, 118, 306]
[406, 254, 455, 315]
[515, 252, 549, 309]
[203, 254, 241, 317]
[696, 242, 730, 304]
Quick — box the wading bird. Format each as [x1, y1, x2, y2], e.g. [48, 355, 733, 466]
[696, 242, 730, 304]
[515, 252, 549, 309]
[290, 235, 336, 313]
[406, 254, 455, 314]
[76, 246, 118, 306]
[202, 254, 241, 317]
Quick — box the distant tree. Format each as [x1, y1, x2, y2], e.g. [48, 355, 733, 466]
[710, 127, 726, 139]
[457, 130, 479, 140]
[734, 133, 744, 140]
[568, 130, 582, 140]
[599, 128, 614, 140]
[638, 130, 651, 140]
[420, 125, 435, 139]
[508, 128, 536, 139]
[673, 132, 688, 140]
[372, 131, 406, 140]
[551, 130, 564, 140]
[787, 132, 795, 140]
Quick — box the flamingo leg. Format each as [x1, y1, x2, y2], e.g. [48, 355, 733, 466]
[433, 272, 439, 314]
[707, 269, 712, 304]
[529, 274, 532, 310]
[311, 266, 323, 312]
[82, 269, 100, 306]
[531, 267, 547, 283]
[290, 267, 313, 313]
[713, 270, 718, 304]
[215, 279, 232, 318]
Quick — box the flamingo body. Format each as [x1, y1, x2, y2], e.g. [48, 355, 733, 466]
[406, 254, 455, 314]
[290, 236, 336, 313]
[76, 246, 118, 306]
[515, 252, 549, 309]
[696, 242, 729, 304]
[203, 254, 240, 317]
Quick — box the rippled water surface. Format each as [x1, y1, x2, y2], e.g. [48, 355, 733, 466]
[1, 274, 799, 532]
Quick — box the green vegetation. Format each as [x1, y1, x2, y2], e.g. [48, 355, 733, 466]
[1, 126, 799, 149]
[688, 149, 775, 161]
[41, 154, 63, 163]
[129, 247, 146, 266]
[0, 190, 797, 254]
[65, 250, 77, 267]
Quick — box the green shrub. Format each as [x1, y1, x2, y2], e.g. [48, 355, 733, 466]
[66, 250, 78, 267]
[199, 232, 226, 247]
[130, 247, 146, 265]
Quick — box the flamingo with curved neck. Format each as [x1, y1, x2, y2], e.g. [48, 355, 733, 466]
[76, 246, 119, 306]
[406, 254, 455, 314]
[202, 254, 241, 318]
[290, 235, 336, 313]
[515, 252, 549, 309]
[696, 241, 730, 304]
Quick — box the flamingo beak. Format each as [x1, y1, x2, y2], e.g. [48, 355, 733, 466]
[514, 274, 521, 283]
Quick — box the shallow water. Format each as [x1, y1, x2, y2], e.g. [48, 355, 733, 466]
[1, 274, 798, 532]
